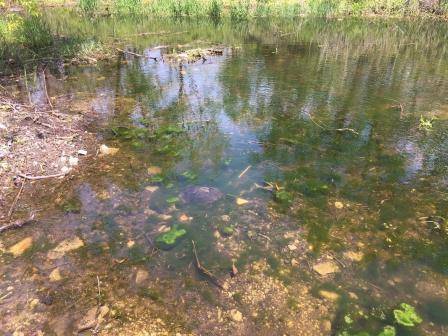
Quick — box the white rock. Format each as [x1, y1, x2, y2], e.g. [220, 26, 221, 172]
[68, 156, 79, 166]
[229, 309, 243, 322]
[135, 269, 149, 286]
[78, 149, 88, 156]
[61, 166, 71, 174]
[49, 268, 62, 282]
[100, 144, 119, 155]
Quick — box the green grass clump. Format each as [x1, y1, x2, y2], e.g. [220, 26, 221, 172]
[113, 0, 142, 15]
[79, 0, 98, 14]
[230, 0, 249, 21]
[208, 0, 222, 20]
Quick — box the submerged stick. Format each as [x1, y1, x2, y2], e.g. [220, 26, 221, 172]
[192, 240, 224, 290]
[0, 213, 36, 234]
[238, 165, 252, 179]
[309, 115, 359, 135]
[18, 172, 67, 180]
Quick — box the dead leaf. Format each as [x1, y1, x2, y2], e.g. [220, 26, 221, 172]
[334, 201, 344, 209]
[100, 144, 119, 156]
[236, 197, 249, 205]
[147, 166, 162, 175]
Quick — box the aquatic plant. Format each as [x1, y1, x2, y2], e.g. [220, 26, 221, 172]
[378, 326, 395, 336]
[418, 115, 434, 131]
[155, 225, 187, 250]
[339, 325, 395, 336]
[219, 225, 234, 236]
[275, 190, 293, 203]
[393, 303, 422, 327]
[181, 171, 198, 180]
[166, 196, 180, 204]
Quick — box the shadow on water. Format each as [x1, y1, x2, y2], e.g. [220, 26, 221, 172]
[1, 14, 448, 336]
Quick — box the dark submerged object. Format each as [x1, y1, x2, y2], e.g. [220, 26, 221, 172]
[180, 186, 223, 205]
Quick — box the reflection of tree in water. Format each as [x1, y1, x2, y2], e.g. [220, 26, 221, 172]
[217, 28, 448, 263]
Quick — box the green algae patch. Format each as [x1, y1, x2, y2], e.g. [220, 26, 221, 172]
[393, 303, 422, 327]
[155, 225, 187, 250]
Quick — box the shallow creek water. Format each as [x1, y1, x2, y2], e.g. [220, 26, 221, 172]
[1, 17, 448, 336]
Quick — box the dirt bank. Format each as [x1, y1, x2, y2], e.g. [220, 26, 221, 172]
[0, 78, 97, 225]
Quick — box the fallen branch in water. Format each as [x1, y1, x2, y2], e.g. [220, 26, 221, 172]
[309, 115, 359, 135]
[0, 213, 36, 234]
[18, 172, 68, 180]
[192, 240, 224, 290]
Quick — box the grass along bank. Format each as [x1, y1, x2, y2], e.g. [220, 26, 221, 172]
[0, 0, 114, 72]
[45, 0, 448, 18]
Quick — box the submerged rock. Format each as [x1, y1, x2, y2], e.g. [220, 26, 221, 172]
[229, 309, 243, 322]
[8, 237, 33, 256]
[99, 144, 119, 156]
[313, 261, 340, 276]
[318, 290, 340, 301]
[343, 250, 364, 262]
[180, 186, 223, 205]
[48, 236, 84, 260]
[49, 268, 62, 282]
[135, 269, 149, 286]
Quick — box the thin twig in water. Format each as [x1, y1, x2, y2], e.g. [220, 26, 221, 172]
[0, 291, 12, 302]
[7, 179, 25, 219]
[192, 240, 224, 290]
[96, 275, 101, 306]
[116, 48, 157, 61]
[18, 172, 67, 180]
[258, 233, 271, 241]
[238, 165, 251, 179]
[308, 114, 359, 135]
[329, 253, 346, 268]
